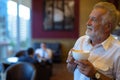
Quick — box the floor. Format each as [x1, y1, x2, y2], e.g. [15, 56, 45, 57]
[50, 63, 73, 80]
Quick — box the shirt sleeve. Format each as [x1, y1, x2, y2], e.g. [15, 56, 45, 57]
[35, 49, 39, 54]
[73, 37, 82, 49]
[46, 49, 53, 59]
[114, 55, 120, 80]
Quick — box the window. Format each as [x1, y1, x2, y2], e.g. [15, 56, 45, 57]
[7, 0, 31, 55]
[0, 0, 31, 61]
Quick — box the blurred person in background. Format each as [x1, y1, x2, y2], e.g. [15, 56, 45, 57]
[19, 47, 38, 64]
[35, 42, 53, 64]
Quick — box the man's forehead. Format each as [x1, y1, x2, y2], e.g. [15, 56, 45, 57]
[89, 8, 107, 18]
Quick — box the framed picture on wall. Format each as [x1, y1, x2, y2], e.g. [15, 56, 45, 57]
[43, 0, 75, 31]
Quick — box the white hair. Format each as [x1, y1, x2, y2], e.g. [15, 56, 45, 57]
[94, 2, 118, 32]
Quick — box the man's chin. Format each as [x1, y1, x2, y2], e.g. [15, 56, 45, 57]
[85, 31, 91, 36]
[85, 32, 93, 38]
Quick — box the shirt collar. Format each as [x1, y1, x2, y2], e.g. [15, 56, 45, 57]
[101, 34, 114, 50]
[87, 34, 115, 50]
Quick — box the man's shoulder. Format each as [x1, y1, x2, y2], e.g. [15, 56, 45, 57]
[80, 35, 89, 39]
[35, 48, 42, 53]
[113, 40, 120, 48]
[18, 56, 26, 61]
[47, 48, 52, 51]
[76, 35, 89, 42]
[110, 35, 120, 47]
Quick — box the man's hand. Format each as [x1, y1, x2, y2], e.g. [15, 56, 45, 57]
[74, 60, 96, 78]
[66, 51, 77, 72]
[66, 54, 74, 64]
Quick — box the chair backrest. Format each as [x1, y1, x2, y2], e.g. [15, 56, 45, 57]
[5, 62, 36, 80]
[0, 63, 4, 72]
[0, 63, 4, 80]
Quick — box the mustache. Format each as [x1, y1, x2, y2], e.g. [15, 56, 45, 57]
[87, 26, 93, 30]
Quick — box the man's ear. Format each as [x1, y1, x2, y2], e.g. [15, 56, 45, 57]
[108, 23, 112, 31]
[105, 23, 112, 33]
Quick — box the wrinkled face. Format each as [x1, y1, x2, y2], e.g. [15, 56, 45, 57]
[86, 8, 109, 39]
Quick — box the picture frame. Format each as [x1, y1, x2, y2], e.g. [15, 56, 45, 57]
[43, 0, 75, 31]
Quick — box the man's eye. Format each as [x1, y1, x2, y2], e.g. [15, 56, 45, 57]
[92, 18, 97, 22]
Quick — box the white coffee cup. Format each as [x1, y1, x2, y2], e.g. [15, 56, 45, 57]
[71, 49, 89, 60]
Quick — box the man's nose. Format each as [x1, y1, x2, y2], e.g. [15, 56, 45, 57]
[86, 19, 92, 26]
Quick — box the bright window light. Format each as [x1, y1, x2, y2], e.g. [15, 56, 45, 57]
[7, 0, 30, 20]
[7, 0, 17, 16]
[19, 4, 30, 20]
[7, 0, 31, 50]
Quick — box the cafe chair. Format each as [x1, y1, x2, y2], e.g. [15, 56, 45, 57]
[0, 63, 4, 72]
[0, 63, 5, 80]
[5, 62, 36, 80]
